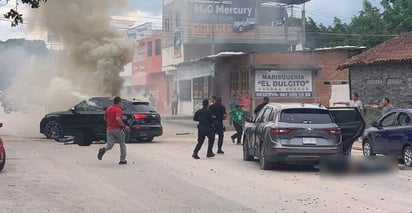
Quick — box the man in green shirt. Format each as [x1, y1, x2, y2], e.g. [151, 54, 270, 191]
[230, 104, 245, 145]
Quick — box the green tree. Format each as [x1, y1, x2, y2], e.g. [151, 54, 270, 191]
[381, 0, 412, 33]
[2, 0, 47, 26]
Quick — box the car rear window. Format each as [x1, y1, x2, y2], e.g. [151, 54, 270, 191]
[280, 108, 333, 124]
[330, 109, 362, 123]
[125, 102, 154, 112]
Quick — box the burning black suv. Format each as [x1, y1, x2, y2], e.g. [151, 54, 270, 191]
[40, 97, 163, 145]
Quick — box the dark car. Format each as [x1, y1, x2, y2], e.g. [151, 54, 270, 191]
[0, 122, 5, 171]
[362, 109, 412, 167]
[40, 97, 163, 146]
[242, 103, 365, 170]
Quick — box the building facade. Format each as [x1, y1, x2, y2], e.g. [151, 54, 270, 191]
[162, 0, 310, 114]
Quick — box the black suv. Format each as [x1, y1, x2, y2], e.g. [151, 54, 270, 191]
[40, 97, 163, 145]
[243, 103, 365, 170]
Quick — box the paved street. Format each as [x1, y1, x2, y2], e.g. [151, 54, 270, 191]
[1, 112, 412, 213]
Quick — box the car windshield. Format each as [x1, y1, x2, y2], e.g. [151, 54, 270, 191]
[280, 108, 333, 124]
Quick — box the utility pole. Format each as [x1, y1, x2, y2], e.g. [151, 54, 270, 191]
[211, 23, 215, 54]
[301, 3, 306, 50]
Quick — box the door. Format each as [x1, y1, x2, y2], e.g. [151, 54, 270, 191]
[252, 108, 267, 154]
[328, 107, 365, 154]
[373, 112, 397, 154]
[386, 112, 412, 156]
[255, 108, 273, 152]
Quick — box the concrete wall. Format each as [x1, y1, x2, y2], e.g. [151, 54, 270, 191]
[350, 63, 412, 108]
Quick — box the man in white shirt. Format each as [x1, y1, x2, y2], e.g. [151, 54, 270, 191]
[334, 92, 363, 114]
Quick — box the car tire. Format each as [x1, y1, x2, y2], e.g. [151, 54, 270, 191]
[238, 26, 244, 32]
[259, 145, 272, 170]
[44, 121, 64, 139]
[243, 135, 254, 161]
[143, 137, 154, 142]
[75, 131, 93, 146]
[403, 146, 412, 167]
[0, 148, 5, 171]
[362, 140, 376, 157]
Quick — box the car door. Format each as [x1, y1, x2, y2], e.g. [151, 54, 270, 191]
[386, 112, 411, 156]
[328, 107, 365, 154]
[373, 112, 397, 154]
[256, 107, 273, 151]
[252, 108, 267, 155]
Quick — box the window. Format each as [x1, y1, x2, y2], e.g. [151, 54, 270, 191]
[387, 78, 402, 85]
[75, 100, 104, 112]
[155, 39, 161, 56]
[380, 112, 396, 127]
[193, 77, 212, 99]
[179, 80, 192, 101]
[397, 113, 410, 126]
[261, 108, 273, 123]
[280, 109, 333, 124]
[366, 79, 383, 85]
[163, 17, 170, 31]
[147, 41, 153, 57]
[175, 12, 181, 28]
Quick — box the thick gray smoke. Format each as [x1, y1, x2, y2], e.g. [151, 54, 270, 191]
[34, 0, 134, 96]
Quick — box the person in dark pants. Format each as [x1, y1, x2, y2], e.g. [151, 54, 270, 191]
[254, 97, 269, 115]
[231, 104, 245, 145]
[192, 99, 215, 159]
[209, 96, 227, 154]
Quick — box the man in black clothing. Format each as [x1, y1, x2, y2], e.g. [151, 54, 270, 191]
[209, 96, 227, 154]
[193, 99, 215, 159]
[254, 97, 269, 115]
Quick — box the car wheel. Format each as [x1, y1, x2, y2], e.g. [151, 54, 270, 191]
[44, 121, 64, 139]
[75, 131, 93, 146]
[142, 137, 154, 142]
[0, 148, 5, 171]
[363, 140, 375, 157]
[238, 26, 244, 32]
[403, 146, 412, 167]
[259, 145, 272, 170]
[4, 107, 11, 114]
[243, 135, 254, 161]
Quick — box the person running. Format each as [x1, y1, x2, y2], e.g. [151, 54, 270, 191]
[228, 94, 240, 126]
[231, 103, 246, 145]
[97, 96, 131, 165]
[334, 92, 363, 114]
[192, 99, 215, 159]
[364, 97, 394, 117]
[209, 96, 227, 154]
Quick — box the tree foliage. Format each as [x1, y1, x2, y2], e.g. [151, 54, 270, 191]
[3, 0, 47, 26]
[306, 0, 412, 48]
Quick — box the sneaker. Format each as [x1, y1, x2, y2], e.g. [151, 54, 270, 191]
[231, 137, 235, 143]
[119, 160, 127, 165]
[217, 150, 224, 154]
[237, 142, 241, 145]
[97, 148, 105, 160]
[207, 153, 215, 158]
[192, 154, 200, 159]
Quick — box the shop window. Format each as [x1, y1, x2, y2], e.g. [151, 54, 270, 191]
[366, 79, 383, 85]
[386, 78, 402, 85]
[229, 68, 249, 96]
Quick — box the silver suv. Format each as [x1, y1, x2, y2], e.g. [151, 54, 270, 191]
[243, 103, 365, 170]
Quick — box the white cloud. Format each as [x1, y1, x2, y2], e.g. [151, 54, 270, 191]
[117, 9, 162, 30]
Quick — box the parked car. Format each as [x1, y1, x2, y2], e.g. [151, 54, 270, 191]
[0, 122, 5, 171]
[40, 97, 163, 146]
[362, 109, 412, 167]
[233, 18, 255, 32]
[242, 103, 365, 170]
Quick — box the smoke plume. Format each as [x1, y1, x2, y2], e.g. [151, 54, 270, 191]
[8, 0, 134, 112]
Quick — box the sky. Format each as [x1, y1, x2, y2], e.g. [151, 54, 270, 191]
[0, 0, 382, 41]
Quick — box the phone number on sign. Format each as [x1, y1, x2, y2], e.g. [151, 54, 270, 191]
[255, 92, 313, 97]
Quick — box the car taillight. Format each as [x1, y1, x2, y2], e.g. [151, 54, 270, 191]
[134, 114, 148, 120]
[325, 128, 342, 136]
[271, 128, 294, 135]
